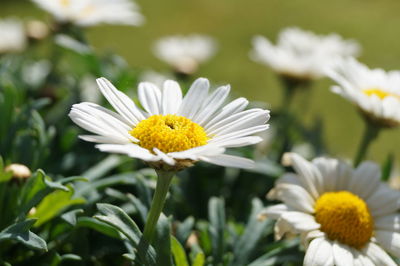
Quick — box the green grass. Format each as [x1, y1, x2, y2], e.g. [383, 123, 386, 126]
[2, 0, 400, 162]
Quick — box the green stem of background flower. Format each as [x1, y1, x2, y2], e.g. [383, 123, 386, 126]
[142, 170, 174, 243]
[353, 121, 381, 167]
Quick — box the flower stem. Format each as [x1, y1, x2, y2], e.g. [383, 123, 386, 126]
[353, 121, 381, 167]
[142, 170, 174, 243]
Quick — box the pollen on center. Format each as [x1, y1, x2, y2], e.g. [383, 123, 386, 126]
[314, 191, 374, 249]
[130, 114, 208, 153]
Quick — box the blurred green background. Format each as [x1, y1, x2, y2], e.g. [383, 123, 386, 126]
[2, 0, 400, 163]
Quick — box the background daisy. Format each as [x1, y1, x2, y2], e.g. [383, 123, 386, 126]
[69, 77, 270, 170]
[31, 0, 144, 27]
[263, 152, 400, 265]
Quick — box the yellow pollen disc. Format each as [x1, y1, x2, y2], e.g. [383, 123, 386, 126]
[314, 191, 373, 249]
[363, 88, 400, 100]
[130, 114, 208, 154]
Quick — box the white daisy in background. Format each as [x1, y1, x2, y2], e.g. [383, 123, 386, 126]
[326, 58, 400, 128]
[153, 34, 217, 75]
[250, 27, 360, 82]
[69, 77, 269, 170]
[31, 0, 144, 27]
[0, 18, 27, 54]
[139, 70, 172, 89]
[262, 152, 400, 265]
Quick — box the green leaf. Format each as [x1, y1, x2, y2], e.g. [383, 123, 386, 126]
[0, 219, 47, 251]
[30, 185, 85, 227]
[208, 197, 225, 264]
[77, 217, 121, 239]
[176, 216, 194, 244]
[61, 209, 84, 226]
[18, 169, 70, 219]
[230, 198, 271, 266]
[192, 252, 205, 266]
[154, 214, 172, 266]
[171, 236, 189, 266]
[94, 203, 156, 265]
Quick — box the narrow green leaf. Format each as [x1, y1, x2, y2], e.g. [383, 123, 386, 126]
[192, 252, 205, 266]
[0, 219, 47, 251]
[77, 217, 121, 239]
[94, 203, 156, 265]
[154, 214, 172, 266]
[171, 236, 189, 266]
[176, 216, 194, 244]
[230, 198, 271, 266]
[208, 197, 225, 264]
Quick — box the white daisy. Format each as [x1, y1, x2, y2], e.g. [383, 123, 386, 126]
[0, 18, 27, 54]
[326, 58, 400, 128]
[262, 152, 400, 266]
[69, 77, 270, 170]
[250, 27, 360, 81]
[153, 34, 217, 75]
[31, 0, 144, 27]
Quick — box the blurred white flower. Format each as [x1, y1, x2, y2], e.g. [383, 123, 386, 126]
[69, 77, 269, 171]
[31, 0, 144, 27]
[139, 70, 172, 89]
[80, 75, 101, 103]
[153, 34, 217, 75]
[0, 18, 27, 54]
[22, 60, 51, 87]
[55, 34, 92, 54]
[327, 58, 400, 128]
[251, 27, 360, 81]
[263, 152, 400, 266]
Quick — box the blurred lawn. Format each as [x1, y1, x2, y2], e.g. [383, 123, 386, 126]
[2, 0, 400, 163]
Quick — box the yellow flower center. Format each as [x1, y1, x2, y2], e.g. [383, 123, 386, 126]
[314, 191, 373, 249]
[363, 88, 399, 100]
[130, 114, 208, 154]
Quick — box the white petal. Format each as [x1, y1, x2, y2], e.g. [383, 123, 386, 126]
[210, 136, 262, 148]
[69, 102, 134, 142]
[362, 242, 397, 266]
[349, 161, 381, 200]
[209, 125, 269, 143]
[193, 85, 230, 125]
[138, 82, 162, 115]
[304, 237, 334, 266]
[153, 148, 175, 165]
[374, 214, 400, 231]
[332, 242, 354, 266]
[272, 183, 315, 213]
[280, 211, 320, 232]
[178, 78, 209, 119]
[168, 144, 224, 160]
[96, 77, 144, 125]
[199, 154, 255, 169]
[375, 231, 400, 257]
[367, 184, 400, 217]
[261, 204, 291, 219]
[161, 80, 182, 114]
[204, 97, 248, 129]
[95, 143, 159, 161]
[283, 153, 323, 199]
[79, 134, 129, 144]
[206, 109, 269, 136]
[312, 157, 340, 192]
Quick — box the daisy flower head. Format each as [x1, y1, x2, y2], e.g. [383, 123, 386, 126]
[31, 0, 144, 27]
[327, 58, 400, 128]
[0, 18, 27, 54]
[263, 152, 400, 266]
[153, 34, 217, 75]
[69, 77, 270, 171]
[250, 27, 360, 83]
